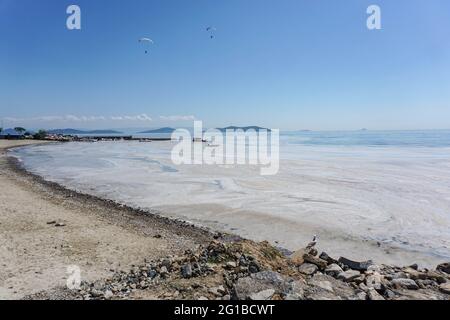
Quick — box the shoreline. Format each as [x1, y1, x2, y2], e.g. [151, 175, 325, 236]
[9, 141, 449, 268]
[0, 140, 214, 299]
[1, 140, 449, 300]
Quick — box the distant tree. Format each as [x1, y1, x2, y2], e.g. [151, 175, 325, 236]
[0, 128, 2, 134]
[33, 129, 48, 140]
[14, 127, 27, 134]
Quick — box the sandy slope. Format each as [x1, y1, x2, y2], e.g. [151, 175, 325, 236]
[0, 140, 210, 299]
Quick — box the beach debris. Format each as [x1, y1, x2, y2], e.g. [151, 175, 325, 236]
[54, 222, 66, 227]
[46, 221, 56, 225]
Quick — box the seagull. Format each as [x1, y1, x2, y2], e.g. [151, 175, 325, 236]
[306, 235, 318, 249]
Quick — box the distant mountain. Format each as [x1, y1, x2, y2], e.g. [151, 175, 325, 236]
[47, 129, 123, 135]
[216, 126, 271, 132]
[139, 127, 176, 134]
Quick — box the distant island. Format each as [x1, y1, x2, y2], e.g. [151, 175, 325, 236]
[138, 127, 176, 134]
[47, 129, 123, 135]
[216, 126, 271, 132]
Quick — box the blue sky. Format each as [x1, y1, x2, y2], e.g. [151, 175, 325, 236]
[1, 0, 450, 130]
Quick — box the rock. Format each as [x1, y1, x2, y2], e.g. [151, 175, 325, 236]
[181, 264, 192, 279]
[161, 259, 172, 269]
[303, 254, 328, 270]
[232, 271, 292, 300]
[425, 271, 447, 284]
[55, 222, 66, 227]
[365, 273, 383, 291]
[392, 289, 446, 300]
[285, 280, 307, 299]
[355, 291, 367, 300]
[338, 257, 373, 271]
[408, 263, 419, 270]
[384, 289, 396, 299]
[46, 221, 56, 225]
[319, 252, 338, 265]
[249, 289, 275, 300]
[104, 290, 113, 300]
[436, 262, 450, 274]
[248, 261, 260, 274]
[352, 275, 366, 284]
[225, 261, 237, 269]
[324, 264, 343, 277]
[147, 270, 157, 279]
[209, 285, 226, 297]
[305, 274, 358, 300]
[299, 263, 318, 275]
[337, 270, 361, 282]
[403, 268, 446, 283]
[366, 264, 381, 273]
[439, 283, 450, 294]
[289, 249, 306, 265]
[416, 279, 437, 289]
[386, 272, 408, 280]
[197, 296, 208, 300]
[391, 278, 419, 290]
[367, 289, 385, 300]
[160, 266, 168, 278]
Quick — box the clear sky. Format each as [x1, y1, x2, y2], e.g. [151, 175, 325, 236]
[1, 0, 450, 130]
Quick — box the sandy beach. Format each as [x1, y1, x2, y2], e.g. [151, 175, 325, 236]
[0, 140, 212, 300]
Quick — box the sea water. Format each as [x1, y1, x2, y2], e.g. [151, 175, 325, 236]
[10, 130, 450, 266]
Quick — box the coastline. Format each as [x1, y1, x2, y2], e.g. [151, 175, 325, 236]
[0, 140, 214, 299]
[1, 140, 449, 300]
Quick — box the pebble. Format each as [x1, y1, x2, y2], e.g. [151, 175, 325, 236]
[181, 264, 192, 279]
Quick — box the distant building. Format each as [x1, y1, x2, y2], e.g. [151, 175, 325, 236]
[0, 128, 25, 140]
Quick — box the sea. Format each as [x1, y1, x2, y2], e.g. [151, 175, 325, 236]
[10, 130, 450, 266]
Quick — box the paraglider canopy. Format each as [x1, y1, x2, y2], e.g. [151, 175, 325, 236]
[206, 26, 216, 39]
[138, 37, 154, 54]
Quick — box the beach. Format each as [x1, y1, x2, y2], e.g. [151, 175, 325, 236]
[0, 140, 211, 299]
[1, 140, 450, 301]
